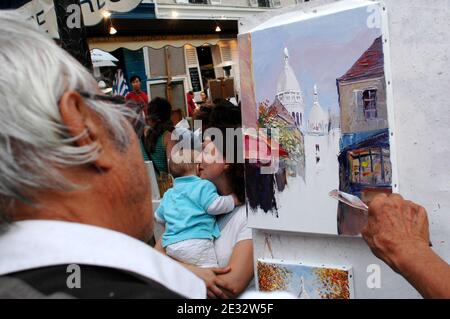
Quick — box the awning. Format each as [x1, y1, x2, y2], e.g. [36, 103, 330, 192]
[244, 130, 288, 163]
[86, 15, 238, 51]
[88, 35, 236, 51]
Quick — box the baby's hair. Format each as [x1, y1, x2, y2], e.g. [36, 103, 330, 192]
[169, 149, 200, 178]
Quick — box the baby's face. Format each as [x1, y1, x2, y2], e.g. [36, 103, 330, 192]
[198, 140, 226, 182]
[170, 149, 202, 177]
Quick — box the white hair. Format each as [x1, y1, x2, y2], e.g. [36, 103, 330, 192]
[0, 11, 134, 217]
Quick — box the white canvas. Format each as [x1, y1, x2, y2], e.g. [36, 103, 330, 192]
[240, 0, 398, 235]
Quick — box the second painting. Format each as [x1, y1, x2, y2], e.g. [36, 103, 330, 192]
[240, 0, 397, 235]
[257, 259, 354, 299]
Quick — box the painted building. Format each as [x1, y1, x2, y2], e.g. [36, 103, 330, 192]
[306, 85, 330, 165]
[336, 36, 392, 235]
[276, 48, 305, 129]
[336, 36, 388, 135]
[307, 85, 329, 136]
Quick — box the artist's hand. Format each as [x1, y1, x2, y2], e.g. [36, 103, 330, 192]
[188, 266, 233, 299]
[362, 194, 431, 273]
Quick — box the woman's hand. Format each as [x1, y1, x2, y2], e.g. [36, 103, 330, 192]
[186, 265, 233, 299]
[231, 193, 241, 206]
[154, 238, 166, 254]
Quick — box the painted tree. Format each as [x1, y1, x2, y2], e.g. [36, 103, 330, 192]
[313, 268, 350, 299]
[257, 261, 291, 292]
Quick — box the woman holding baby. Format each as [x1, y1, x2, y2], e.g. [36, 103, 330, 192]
[155, 101, 254, 298]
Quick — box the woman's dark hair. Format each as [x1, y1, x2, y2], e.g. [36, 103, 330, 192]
[193, 105, 213, 133]
[206, 103, 245, 204]
[144, 97, 174, 154]
[209, 100, 241, 130]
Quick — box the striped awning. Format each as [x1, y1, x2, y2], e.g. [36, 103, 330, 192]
[88, 35, 234, 51]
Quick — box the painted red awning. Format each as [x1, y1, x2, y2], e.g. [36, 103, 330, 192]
[244, 131, 288, 163]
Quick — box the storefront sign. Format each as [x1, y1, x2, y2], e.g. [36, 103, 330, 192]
[14, 0, 141, 38]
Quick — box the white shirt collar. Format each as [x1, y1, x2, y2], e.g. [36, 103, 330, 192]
[0, 220, 206, 299]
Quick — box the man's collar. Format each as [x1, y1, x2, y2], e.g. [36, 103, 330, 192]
[0, 220, 205, 298]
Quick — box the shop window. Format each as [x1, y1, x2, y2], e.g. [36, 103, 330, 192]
[349, 147, 390, 185]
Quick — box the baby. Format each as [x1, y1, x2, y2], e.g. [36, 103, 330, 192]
[155, 149, 238, 268]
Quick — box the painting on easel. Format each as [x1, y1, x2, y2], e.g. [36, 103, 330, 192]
[239, 0, 397, 235]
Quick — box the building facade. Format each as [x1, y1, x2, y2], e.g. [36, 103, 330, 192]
[337, 36, 388, 134]
[87, 0, 308, 116]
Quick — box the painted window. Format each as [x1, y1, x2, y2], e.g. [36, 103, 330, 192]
[363, 89, 377, 119]
[348, 147, 391, 185]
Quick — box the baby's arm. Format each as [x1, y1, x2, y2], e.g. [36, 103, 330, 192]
[207, 194, 236, 215]
[155, 206, 166, 224]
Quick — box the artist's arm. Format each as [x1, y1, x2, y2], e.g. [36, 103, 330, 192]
[216, 239, 254, 298]
[362, 194, 450, 299]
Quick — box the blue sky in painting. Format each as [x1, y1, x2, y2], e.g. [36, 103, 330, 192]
[251, 5, 382, 119]
[283, 263, 322, 298]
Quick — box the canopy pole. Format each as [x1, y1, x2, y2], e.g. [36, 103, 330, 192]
[164, 46, 173, 105]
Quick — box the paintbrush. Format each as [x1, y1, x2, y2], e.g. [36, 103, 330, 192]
[329, 189, 368, 213]
[329, 189, 432, 247]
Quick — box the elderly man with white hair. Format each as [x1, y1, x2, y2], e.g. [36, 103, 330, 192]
[0, 11, 205, 298]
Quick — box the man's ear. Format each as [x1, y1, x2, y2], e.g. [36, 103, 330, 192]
[58, 91, 114, 170]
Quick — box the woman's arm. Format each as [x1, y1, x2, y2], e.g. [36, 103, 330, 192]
[182, 264, 233, 299]
[154, 237, 166, 254]
[154, 232, 233, 298]
[216, 239, 254, 298]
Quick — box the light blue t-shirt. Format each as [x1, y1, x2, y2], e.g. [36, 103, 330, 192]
[156, 175, 221, 248]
